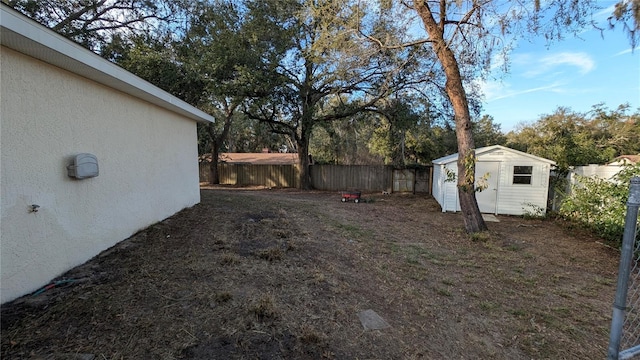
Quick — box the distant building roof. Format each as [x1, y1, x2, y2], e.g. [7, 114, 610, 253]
[200, 153, 299, 165]
[608, 155, 640, 165]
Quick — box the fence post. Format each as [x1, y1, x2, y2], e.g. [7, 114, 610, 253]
[608, 176, 640, 360]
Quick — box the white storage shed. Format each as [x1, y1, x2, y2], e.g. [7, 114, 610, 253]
[432, 145, 555, 215]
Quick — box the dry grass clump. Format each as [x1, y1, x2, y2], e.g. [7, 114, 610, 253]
[469, 230, 492, 242]
[214, 291, 233, 303]
[257, 247, 284, 261]
[220, 252, 241, 265]
[248, 293, 279, 321]
[298, 324, 326, 344]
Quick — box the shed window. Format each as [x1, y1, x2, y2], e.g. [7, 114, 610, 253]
[513, 166, 533, 185]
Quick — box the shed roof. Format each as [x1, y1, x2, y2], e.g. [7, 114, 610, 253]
[432, 145, 556, 165]
[0, 4, 214, 124]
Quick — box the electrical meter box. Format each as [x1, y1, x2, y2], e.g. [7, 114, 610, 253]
[67, 153, 99, 179]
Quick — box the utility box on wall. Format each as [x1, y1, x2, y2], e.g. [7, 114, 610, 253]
[67, 153, 99, 179]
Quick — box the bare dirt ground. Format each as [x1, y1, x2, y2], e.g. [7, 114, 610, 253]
[1, 187, 620, 359]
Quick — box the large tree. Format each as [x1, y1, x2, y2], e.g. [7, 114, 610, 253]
[244, 0, 426, 189]
[356, 0, 600, 233]
[180, 0, 258, 184]
[4, 0, 184, 51]
[101, 33, 205, 104]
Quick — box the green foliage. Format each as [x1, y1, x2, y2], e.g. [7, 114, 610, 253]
[6, 0, 183, 51]
[559, 164, 640, 244]
[443, 165, 490, 193]
[472, 115, 507, 148]
[522, 202, 547, 220]
[458, 151, 480, 193]
[507, 104, 640, 171]
[242, 0, 427, 188]
[102, 34, 205, 105]
[609, 0, 640, 49]
[368, 98, 422, 166]
[444, 168, 457, 183]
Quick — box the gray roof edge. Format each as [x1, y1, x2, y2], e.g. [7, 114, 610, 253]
[0, 5, 214, 124]
[432, 145, 556, 165]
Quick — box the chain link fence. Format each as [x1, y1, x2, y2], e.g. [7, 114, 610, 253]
[608, 177, 640, 360]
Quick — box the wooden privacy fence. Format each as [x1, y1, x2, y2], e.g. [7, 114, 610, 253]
[199, 162, 432, 193]
[312, 165, 432, 193]
[312, 165, 393, 191]
[200, 163, 300, 188]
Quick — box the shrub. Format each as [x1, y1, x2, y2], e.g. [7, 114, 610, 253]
[522, 202, 547, 220]
[559, 164, 640, 245]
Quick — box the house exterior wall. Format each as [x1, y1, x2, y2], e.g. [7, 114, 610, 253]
[432, 148, 552, 215]
[1, 47, 201, 303]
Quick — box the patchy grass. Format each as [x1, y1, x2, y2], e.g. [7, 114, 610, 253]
[1, 188, 619, 359]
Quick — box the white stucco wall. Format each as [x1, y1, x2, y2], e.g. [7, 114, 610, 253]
[1, 47, 201, 303]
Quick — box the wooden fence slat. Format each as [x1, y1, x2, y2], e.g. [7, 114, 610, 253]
[199, 162, 430, 193]
[311, 165, 394, 191]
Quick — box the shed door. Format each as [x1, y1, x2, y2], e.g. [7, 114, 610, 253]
[475, 162, 499, 214]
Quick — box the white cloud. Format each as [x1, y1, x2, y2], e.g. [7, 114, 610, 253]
[481, 79, 566, 102]
[614, 48, 634, 56]
[594, 4, 616, 23]
[518, 52, 596, 77]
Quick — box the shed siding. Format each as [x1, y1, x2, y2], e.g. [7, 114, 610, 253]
[432, 146, 553, 215]
[1, 48, 200, 303]
[432, 165, 443, 208]
[495, 160, 551, 215]
[443, 163, 459, 212]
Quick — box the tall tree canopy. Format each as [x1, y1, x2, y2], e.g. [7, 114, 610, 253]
[243, 0, 429, 189]
[179, 0, 282, 184]
[354, 0, 601, 233]
[507, 104, 640, 170]
[4, 0, 184, 51]
[242, 0, 418, 189]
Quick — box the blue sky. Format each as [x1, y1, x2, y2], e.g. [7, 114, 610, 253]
[480, 3, 640, 133]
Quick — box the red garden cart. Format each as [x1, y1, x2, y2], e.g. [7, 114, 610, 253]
[341, 191, 362, 203]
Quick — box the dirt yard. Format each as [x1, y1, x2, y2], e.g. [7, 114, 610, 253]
[1, 188, 620, 359]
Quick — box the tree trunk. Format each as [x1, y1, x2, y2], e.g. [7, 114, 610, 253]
[207, 104, 237, 185]
[298, 64, 315, 190]
[298, 138, 312, 190]
[415, 2, 488, 233]
[296, 119, 313, 189]
[209, 140, 220, 185]
[448, 76, 488, 233]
